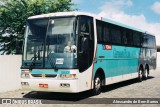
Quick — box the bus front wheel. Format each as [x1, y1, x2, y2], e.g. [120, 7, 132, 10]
[92, 74, 102, 95]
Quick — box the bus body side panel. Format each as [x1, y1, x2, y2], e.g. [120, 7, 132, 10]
[93, 44, 140, 85]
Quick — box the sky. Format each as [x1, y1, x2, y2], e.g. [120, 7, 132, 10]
[73, 0, 160, 46]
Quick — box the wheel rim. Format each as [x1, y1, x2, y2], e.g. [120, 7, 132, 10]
[145, 69, 148, 78]
[95, 77, 101, 91]
[139, 69, 142, 80]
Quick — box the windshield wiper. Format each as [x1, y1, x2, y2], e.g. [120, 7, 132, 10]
[29, 50, 42, 70]
[29, 54, 38, 70]
[29, 42, 45, 70]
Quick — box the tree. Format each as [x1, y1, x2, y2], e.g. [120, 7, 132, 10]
[0, 0, 75, 54]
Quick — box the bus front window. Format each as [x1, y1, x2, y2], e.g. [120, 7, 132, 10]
[23, 17, 77, 69]
[45, 17, 77, 69]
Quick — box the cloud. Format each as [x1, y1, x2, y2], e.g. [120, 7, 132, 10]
[99, 0, 160, 46]
[151, 2, 160, 15]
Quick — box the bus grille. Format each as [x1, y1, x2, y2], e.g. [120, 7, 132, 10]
[31, 74, 57, 78]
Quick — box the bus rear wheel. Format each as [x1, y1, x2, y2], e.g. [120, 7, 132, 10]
[93, 74, 102, 95]
[143, 68, 148, 80]
[138, 68, 143, 82]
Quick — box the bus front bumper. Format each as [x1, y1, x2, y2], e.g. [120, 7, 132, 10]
[21, 78, 79, 93]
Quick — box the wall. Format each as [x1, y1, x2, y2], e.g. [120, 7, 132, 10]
[0, 55, 22, 92]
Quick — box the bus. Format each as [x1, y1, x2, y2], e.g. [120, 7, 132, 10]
[21, 12, 157, 95]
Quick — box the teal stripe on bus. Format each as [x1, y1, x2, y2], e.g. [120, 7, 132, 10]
[31, 69, 70, 74]
[93, 44, 140, 78]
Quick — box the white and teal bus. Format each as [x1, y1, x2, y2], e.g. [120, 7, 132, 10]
[21, 12, 157, 95]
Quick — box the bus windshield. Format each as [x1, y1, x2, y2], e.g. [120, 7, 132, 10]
[23, 17, 77, 69]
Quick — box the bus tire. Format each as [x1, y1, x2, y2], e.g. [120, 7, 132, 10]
[143, 68, 148, 80]
[138, 67, 143, 82]
[92, 74, 102, 95]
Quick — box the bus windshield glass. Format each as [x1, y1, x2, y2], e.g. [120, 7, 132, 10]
[23, 17, 77, 69]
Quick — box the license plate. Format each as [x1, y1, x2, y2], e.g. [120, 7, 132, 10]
[39, 84, 48, 88]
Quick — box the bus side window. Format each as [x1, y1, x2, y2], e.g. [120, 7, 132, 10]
[80, 19, 90, 36]
[152, 36, 156, 49]
[78, 16, 94, 72]
[143, 34, 148, 47]
[133, 32, 140, 46]
[126, 30, 133, 45]
[111, 26, 121, 44]
[122, 31, 128, 45]
[103, 24, 110, 43]
[148, 35, 155, 48]
[96, 20, 103, 42]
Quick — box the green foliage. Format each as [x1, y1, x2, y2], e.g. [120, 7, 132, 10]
[0, 0, 75, 54]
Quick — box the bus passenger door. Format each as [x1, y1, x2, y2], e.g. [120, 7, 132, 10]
[78, 16, 94, 72]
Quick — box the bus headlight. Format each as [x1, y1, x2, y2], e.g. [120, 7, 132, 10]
[58, 74, 77, 79]
[21, 70, 30, 78]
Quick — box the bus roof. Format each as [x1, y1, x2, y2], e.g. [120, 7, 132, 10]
[28, 11, 101, 20]
[28, 11, 154, 36]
